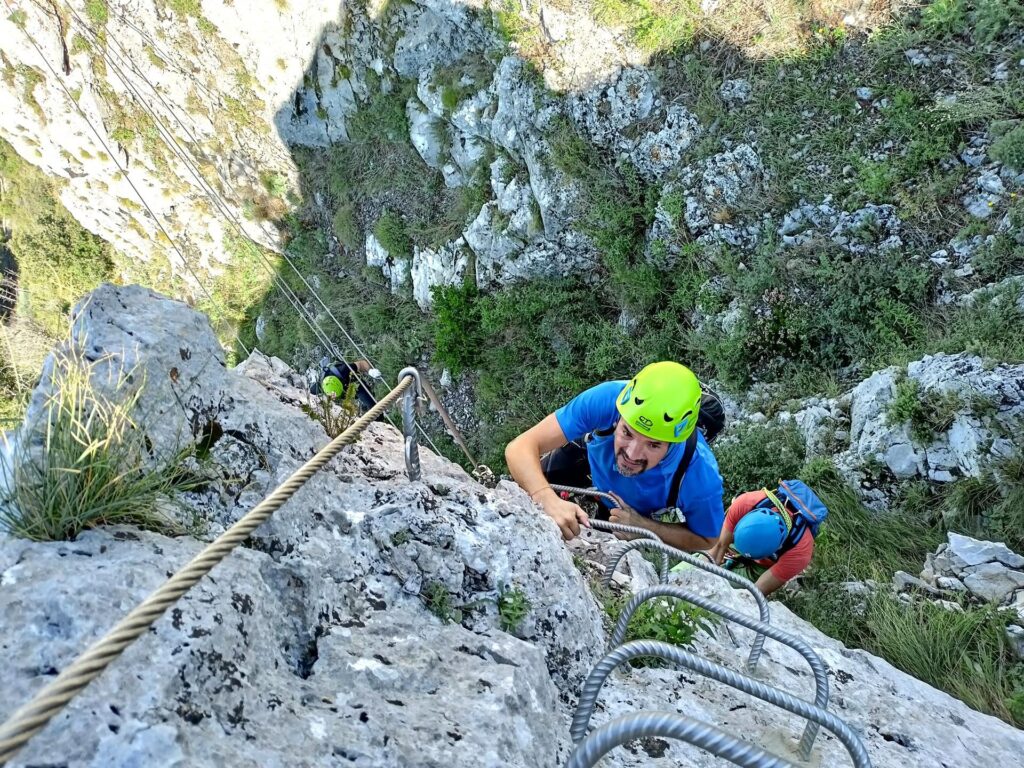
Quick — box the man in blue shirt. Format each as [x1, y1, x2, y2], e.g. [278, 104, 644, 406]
[506, 361, 724, 551]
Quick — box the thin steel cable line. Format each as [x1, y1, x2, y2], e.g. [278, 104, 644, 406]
[1, 0, 251, 361]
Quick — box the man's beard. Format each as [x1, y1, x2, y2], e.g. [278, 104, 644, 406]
[616, 449, 647, 477]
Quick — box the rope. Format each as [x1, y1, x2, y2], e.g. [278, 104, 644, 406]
[0, 375, 413, 765]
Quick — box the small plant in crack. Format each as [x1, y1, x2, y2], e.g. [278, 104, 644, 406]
[390, 529, 410, 546]
[497, 586, 531, 633]
[423, 581, 460, 624]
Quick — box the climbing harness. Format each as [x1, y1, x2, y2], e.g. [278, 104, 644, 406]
[569, 640, 871, 768]
[0, 374, 417, 765]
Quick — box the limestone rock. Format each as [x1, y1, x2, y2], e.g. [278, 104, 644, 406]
[411, 238, 470, 309]
[365, 233, 408, 293]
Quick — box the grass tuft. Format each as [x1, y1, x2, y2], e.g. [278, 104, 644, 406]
[0, 345, 198, 541]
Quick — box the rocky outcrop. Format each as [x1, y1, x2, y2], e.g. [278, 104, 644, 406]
[838, 354, 1024, 483]
[4, 285, 1024, 766]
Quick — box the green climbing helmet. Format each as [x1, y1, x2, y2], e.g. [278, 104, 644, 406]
[321, 375, 345, 398]
[615, 361, 702, 443]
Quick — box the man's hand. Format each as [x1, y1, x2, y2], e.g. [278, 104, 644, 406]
[540, 496, 590, 541]
[607, 492, 648, 540]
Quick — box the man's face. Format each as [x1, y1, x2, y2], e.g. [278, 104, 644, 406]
[613, 419, 671, 476]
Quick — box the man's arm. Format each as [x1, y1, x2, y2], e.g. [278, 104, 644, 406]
[606, 493, 718, 552]
[754, 570, 788, 597]
[506, 414, 590, 540]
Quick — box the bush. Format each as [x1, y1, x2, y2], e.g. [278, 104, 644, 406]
[990, 122, 1024, 171]
[0, 346, 197, 541]
[432, 281, 484, 374]
[713, 421, 806, 499]
[602, 591, 715, 667]
[497, 586, 531, 632]
[372, 209, 412, 259]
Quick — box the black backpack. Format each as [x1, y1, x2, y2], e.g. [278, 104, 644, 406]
[697, 387, 726, 445]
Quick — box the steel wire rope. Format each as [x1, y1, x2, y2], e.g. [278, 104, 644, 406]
[570, 640, 872, 768]
[61, 6, 340, 363]
[0, 374, 414, 765]
[566, 711, 796, 768]
[610, 585, 829, 759]
[2, 0, 252, 361]
[61, 8, 448, 461]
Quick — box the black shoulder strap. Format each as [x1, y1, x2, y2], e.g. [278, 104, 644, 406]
[667, 432, 699, 508]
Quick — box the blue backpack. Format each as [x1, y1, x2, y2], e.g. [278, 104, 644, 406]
[755, 479, 829, 558]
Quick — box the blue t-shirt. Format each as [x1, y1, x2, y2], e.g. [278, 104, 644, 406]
[554, 381, 725, 538]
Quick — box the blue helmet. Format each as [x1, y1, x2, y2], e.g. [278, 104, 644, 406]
[733, 507, 788, 559]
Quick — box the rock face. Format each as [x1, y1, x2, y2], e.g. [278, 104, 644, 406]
[0, 1, 337, 285]
[3, 285, 1024, 766]
[922, 532, 1024, 611]
[838, 354, 1024, 483]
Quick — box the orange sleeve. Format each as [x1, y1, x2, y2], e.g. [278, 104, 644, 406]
[723, 491, 770, 532]
[768, 530, 815, 582]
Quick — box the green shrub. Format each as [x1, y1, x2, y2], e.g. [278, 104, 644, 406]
[886, 377, 970, 444]
[921, 0, 967, 34]
[602, 592, 715, 667]
[423, 581, 458, 623]
[332, 198, 361, 251]
[372, 210, 412, 258]
[713, 421, 806, 499]
[432, 281, 484, 374]
[935, 284, 1024, 362]
[85, 0, 109, 26]
[970, 0, 1024, 43]
[990, 123, 1024, 171]
[0, 347, 198, 541]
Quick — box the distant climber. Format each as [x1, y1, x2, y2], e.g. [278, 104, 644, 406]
[310, 358, 380, 412]
[707, 480, 828, 596]
[505, 361, 725, 551]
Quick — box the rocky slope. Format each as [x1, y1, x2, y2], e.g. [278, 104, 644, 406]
[3, 284, 1024, 766]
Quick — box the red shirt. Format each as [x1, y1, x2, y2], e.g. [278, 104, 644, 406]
[723, 491, 815, 582]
